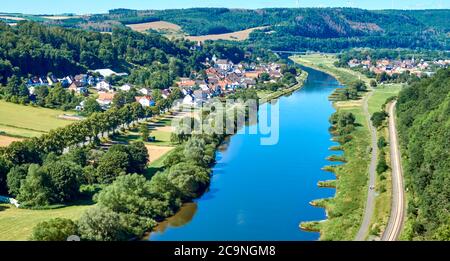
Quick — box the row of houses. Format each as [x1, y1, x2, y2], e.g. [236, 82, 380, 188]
[26, 69, 128, 95]
[348, 57, 450, 77]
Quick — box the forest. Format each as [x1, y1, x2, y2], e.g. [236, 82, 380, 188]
[396, 68, 450, 240]
[99, 8, 450, 52]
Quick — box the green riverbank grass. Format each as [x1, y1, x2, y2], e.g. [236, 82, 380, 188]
[294, 54, 372, 240]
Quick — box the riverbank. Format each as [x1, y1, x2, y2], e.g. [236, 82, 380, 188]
[292, 54, 373, 240]
[258, 70, 309, 103]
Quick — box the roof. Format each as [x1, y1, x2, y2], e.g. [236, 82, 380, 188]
[216, 59, 229, 64]
[97, 92, 115, 101]
[93, 69, 128, 78]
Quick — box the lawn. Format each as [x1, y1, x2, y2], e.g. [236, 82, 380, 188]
[0, 100, 73, 138]
[0, 203, 93, 241]
[368, 84, 404, 115]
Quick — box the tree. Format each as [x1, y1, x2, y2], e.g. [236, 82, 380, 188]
[31, 218, 78, 241]
[62, 147, 88, 167]
[6, 164, 29, 197]
[78, 207, 130, 241]
[95, 174, 172, 223]
[127, 142, 149, 174]
[259, 72, 270, 82]
[376, 151, 388, 174]
[43, 160, 82, 203]
[96, 149, 129, 184]
[83, 98, 102, 116]
[371, 111, 388, 128]
[140, 124, 149, 142]
[377, 136, 387, 149]
[183, 137, 207, 166]
[0, 156, 11, 194]
[370, 79, 378, 88]
[165, 162, 210, 200]
[17, 164, 52, 207]
[349, 80, 367, 92]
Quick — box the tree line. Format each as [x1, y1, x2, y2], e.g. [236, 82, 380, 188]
[396, 68, 450, 240]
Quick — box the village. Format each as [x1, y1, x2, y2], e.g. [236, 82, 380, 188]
[25, 55, 285, 112]
[347, 57, 450, 77]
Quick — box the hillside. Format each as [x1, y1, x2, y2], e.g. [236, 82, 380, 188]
[396, 68, 450, 240]
[2, 8, 448, 52]
[110, 8, 449, 52]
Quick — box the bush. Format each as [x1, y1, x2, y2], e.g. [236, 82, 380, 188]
[31, 218, 78, 241]
[78, 207, 131, 241]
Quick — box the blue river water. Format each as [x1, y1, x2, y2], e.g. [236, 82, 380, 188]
[149, 66, 342, 241]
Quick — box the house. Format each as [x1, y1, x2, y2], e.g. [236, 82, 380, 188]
[59, 76, 73, 87]
[46, 75, 58, 85]
[74, 74, 88, 86]
[96, 92, 116, 108]
[161, 89, 171, 99]
[119, 84, 132, 92]
[68, 81, 88, 95]
[244, 71, 261, 79]
[135, 96, 155, 107]
[27, 76, 47, 87]
[193, 89, 208, 101]
[177, 78, 196, 88]
[139, 88, 150, 95]
[92, 69, 128, 78]
[216, 59, 233, 71]
[95, 80, 112, 92]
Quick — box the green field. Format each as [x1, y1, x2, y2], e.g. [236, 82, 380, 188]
[0, 100, 73, 138]
[0, 203, 93, 241]
[292, 54, 371, 86]
[368, 84, 404, 115]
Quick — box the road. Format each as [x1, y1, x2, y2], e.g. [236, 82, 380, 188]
[381, 101, 405, 241]
[354, 90, 378, 241]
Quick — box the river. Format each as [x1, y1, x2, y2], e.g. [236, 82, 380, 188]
[148, 65, 342, 241]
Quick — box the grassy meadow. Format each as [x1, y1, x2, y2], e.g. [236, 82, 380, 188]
[0, 100, 73, 138]
[0, 203, 93, 241]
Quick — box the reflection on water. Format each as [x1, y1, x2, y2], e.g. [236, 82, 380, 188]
[147, 203, 198, 239]
[149, 65, 341, 241]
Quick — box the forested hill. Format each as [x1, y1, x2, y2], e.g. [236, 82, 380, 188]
[0, 21, 247, 84]
[104, 8, 450, 52]
[396, 68, 450, 240]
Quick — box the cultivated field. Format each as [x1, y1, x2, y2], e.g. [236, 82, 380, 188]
[0, 16, 26, 21]
[126, 21, 182, 32]
[40, 15, 80, 20]
[0, 135, 22, 147]
[186, 26, 267, 42]
[0, 100, 73, 138]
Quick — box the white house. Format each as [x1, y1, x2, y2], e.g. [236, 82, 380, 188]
[139, 88, 150, 95]
[120, 84, 132, 92]
[135, 96, 155, 107]
[216, 59, 233, 71]
[95, 80, 112, 91]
